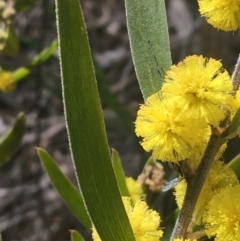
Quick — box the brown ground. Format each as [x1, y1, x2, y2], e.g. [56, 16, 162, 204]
[0, 0, 240, 240]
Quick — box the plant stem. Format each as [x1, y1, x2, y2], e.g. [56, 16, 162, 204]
[170, 133, 225, 239]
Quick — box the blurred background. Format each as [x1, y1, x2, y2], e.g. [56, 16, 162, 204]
[0, 0, 240, 240]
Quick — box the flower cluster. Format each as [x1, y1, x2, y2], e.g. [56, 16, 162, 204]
[134, 52, 240, 240]
[135, 55, 236, 165]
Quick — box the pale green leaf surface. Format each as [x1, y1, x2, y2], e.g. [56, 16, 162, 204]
[0, 112, 26, 166]
[71, 230, 85, 241]
[125, 0, 172, 99]
[37, 148, 92, 228]
[55, 0, 135, 240]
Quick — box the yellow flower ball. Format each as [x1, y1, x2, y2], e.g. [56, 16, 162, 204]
[92, 197, 163, 241]
[203, 185, 240, 241]
[161, 55, 234, 127]
[198, 0, 240, 31]
[135, 94, 201, 162]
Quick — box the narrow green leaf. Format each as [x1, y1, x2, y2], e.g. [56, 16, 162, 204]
[37, 148, 92, 228]
[70, 230, 85, 241]
[125, 0, 172, 99]
[55, 0, 135, 241]
[111, 148, 131, 197]
[12, 39, 57, 81]
[228, 154, 240, 177]
[222, 108, 240, 139]
[0, 112, 26, 166]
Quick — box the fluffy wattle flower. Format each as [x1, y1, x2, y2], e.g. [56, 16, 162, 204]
[92, 197, 163, 241]
[203, 185, 240, 241]
[198, 0, 240, 31]
[174, 160, 238, 225]
[135, 94, 196, 162]
[161, 55, 234, 127]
